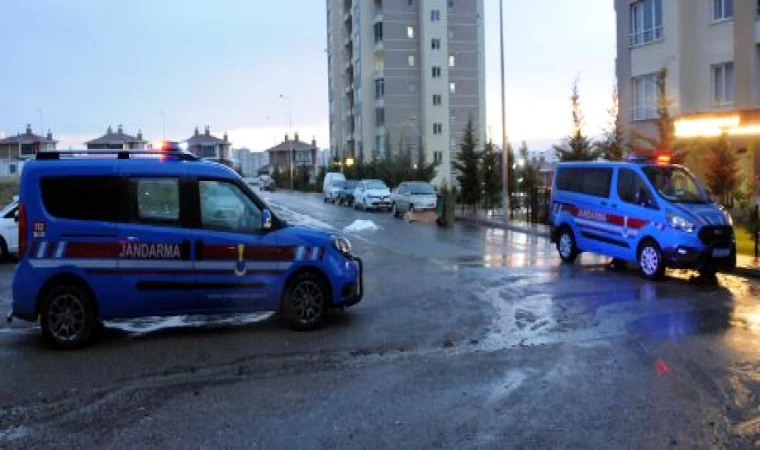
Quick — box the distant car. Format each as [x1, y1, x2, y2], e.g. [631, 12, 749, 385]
[259, 175, 275, 191]
[391, 182, 437, 218]
[336, 180, 359, 206]
[245, 178, 261, 189]
[0, 196, 19, 259]
[353, 179, 391, 211]
[323, 172, 346, 203]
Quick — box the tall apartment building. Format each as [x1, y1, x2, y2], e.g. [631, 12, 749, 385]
[327, 0, 486, 184]
[615, 0, 760, 182]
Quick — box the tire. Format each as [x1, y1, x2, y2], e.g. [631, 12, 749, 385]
[392, 203, 399, 218]
[282, 272, 328, 331]
[0, 238, 7, 262]
[556, 227, 578, 263]
[323, 197, 328, 203]
[409, 204, 415, 214]
[638, 239, 665, 281]
[39, 285, 97, 349]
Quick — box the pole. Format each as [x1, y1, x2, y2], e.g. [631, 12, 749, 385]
[499, 0, 510, 220]
[755, 204, 759, 259]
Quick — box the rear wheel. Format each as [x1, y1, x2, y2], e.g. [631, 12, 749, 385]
[39, 285, 97, 349]
[556, 227, 578, 263]
[282, 272, 328, 331]
[638, 240, 665, 281]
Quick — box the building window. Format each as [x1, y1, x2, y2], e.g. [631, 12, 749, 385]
[376, 108, 385, 127]
[374, 22, 383, 43]
[712, 0, 733, 21]
[432, 66, 442, 78]
[449, 82, 456, 93]
[431, 9, 441, 22]
[713, 62, 735, 105]
[449, 55, 455, 67]
[408, 55, 415, 67]
[631, 73, 657, 121]
[433, 123, 443, 134]
[448, 0, 455, 9]
[431, 38, 441, 50]
[407, 0, 413, 6]
[434, 151, 443, 163]
[433, 94, 442, 106]
[629, 0, 663, 47]
[375, 78, 385, 99]
[407, 26, 415, 39]
[9, 164, 16, 175]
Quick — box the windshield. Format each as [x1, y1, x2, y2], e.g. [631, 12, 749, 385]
[409, 183, 435, 195]
[642, 166, 710, 204]
[332, 181, 344, 187]
[366, 181, 387, 190]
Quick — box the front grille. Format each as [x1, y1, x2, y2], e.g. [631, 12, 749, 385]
[698, 226, 733, 246]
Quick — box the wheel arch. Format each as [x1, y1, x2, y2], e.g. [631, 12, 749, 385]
[35, 272, 99, 317]
[281, 265, 335, 307]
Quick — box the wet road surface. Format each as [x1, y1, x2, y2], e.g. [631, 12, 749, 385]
[0, 190, 759, 448]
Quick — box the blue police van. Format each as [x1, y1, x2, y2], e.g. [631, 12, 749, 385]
[550, 156, 736, 280]
[9, 150, 363, 348]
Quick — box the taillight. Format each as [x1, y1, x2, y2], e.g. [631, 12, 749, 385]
[18, 204, 27, 258]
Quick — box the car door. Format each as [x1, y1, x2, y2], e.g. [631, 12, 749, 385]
[190, 178, 285, 313]
[399, 185, 411, 212]
[117, 176, 197, 315]
[614, 168, 661, 259]
[571, 167, 625, 257]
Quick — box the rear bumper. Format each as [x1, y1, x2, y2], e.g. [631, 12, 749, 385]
[663, 244, 736, 272]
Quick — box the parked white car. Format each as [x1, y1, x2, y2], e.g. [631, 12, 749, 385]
[390, 182, 437, 218]
[353, 179, 391, 211]
[0, 197, 19, 259]
[323, 172, 346, 203]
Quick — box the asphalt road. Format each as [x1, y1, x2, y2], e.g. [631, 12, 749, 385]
[1, 190, 759, 449]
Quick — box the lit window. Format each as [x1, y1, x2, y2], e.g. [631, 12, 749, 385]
[449, 55, 455, 67]
[408, 55, 415, 67]
[449, 82, 456, 93]
[713, 0, 733, 21]
[713, 62, 735, 105]
[431, 9, 441, 22]
[407, 26, 415, 39]
[431, 38, 441, 50]
[432, 66, 441, 78]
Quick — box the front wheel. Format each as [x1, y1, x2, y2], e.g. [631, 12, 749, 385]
[39, 285, 97, 349]
[556, 227, 578, 263]
[282, 272, 328, 331]
[638, 240, 665, 281]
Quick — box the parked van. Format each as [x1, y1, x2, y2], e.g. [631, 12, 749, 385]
[323, 172, 346, 203]
[550, 156, 735, 280]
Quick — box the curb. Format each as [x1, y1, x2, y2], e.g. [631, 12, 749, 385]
[456, 215, 760, 280]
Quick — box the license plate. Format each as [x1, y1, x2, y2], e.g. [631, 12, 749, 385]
[712, 248, 731, 258]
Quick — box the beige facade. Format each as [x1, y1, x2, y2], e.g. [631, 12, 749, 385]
[327, 0, 486, 185]
[616, 0, 760, 189]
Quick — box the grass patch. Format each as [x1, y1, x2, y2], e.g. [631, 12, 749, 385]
[735, 225, 757, 256]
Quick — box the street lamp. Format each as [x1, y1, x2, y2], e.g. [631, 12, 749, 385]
[279, 94, 294, 190]
[345, 157, 355, 167]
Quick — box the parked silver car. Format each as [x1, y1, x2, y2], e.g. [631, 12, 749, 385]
[391, 182, 437, 218]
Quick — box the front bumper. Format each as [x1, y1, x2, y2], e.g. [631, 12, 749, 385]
[337, 257, 363, 307]
[664, 244, 736, 272]
[366, 199, 391, 209]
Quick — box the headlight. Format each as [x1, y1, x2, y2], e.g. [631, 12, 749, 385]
[331, 235, 353, 256]
[667, 211, 695, 232]
[719, 206, 734, 226]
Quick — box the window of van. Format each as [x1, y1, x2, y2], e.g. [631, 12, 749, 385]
[41, 176, 123, 222]
[617, 168, 657, 208]
[555, 167, 612, 198]
[132, 178, 180, 224]
[199, 180, 262, 232]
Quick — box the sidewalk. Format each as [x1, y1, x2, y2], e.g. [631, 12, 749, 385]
[456, 211, 760, 279]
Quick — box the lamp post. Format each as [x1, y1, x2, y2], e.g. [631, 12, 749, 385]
[279, 94, 294, 190]
[499, 0, 510, 219]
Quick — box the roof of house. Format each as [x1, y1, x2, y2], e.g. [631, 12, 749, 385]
[186, 126, 227, 145]
[86, 125, 145, 145]
[0, 125, 57, 144]
[265, 138, 316, 154]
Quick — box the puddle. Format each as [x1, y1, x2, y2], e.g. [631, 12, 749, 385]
[107, 313, 273, 335]
[627, 308, 733, 339]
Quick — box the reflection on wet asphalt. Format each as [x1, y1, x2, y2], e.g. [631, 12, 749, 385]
[0, 190, 759, 448]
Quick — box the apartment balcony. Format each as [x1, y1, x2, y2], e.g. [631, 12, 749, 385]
[374, 10, 383, 23]
[345, 83, 354, 95]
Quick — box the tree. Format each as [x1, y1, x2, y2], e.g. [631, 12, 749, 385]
[553, 78, 599, 161]
[452, 118, 482, 210]
[597, 85, 628, 161]
[481, 139, 501, 210]
[632, 67, 688, 163]
[413, 136, 438, 182]
[704, 134, 740, 206]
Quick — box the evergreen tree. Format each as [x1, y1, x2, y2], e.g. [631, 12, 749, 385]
[553, 78, 599, 161]
[597, 85, 628, 161]
[481, 139, 501, 210]
[452, 118, 482, 209]
[632, 67, 687, 163]
[704, 134, 740, 207]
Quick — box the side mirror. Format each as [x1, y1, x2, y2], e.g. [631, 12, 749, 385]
[262, 209, 272, 230]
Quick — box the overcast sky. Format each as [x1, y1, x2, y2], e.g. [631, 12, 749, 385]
[0, 0, 615, 153]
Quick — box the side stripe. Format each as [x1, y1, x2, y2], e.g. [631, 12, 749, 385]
[36, 242, 47, 259]
[311, 247, 320, 260]
[55, 242, 66, 258]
